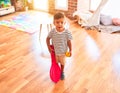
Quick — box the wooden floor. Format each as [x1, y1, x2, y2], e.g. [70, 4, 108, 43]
[0, 10, 120, 93]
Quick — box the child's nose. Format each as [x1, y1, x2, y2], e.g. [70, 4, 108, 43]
[59, 23, 62, 25]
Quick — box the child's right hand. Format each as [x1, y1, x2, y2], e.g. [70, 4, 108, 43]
[48, 46, 54, 53]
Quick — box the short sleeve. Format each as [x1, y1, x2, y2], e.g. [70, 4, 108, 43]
[67, 30, 73, 40]
[47, 29, 54, 38]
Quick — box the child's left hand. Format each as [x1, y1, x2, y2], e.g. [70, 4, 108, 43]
[65, 51, 71, 57]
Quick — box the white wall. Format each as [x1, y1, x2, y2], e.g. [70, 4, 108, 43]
[77, 0, 89, 11]
[101, 0, 120, 18]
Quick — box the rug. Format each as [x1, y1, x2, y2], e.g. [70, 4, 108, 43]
[0, 12, 42, 34]
[85, 25, 120, 34]
[94, 25, 120, 33]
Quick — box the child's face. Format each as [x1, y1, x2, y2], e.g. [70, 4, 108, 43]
[54, 18, 66, 32]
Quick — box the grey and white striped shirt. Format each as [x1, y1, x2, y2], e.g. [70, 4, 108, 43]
[48, 28, 72, 55]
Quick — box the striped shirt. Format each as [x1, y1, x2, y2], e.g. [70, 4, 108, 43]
[48, 28, 72, 55]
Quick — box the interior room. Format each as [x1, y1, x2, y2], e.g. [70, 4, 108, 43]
[0, 0, 120, 93]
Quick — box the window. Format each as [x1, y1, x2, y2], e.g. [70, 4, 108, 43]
[33, 0, 48, 11]
[55, 0, 68, 11]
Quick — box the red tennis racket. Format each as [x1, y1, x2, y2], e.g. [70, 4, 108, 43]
[50, 45, 61, 83]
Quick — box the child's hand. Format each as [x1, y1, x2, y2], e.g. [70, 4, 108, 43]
[69, 51, 72, 56]
[65, 51, 72, 57]
[48, 46, 54, 53]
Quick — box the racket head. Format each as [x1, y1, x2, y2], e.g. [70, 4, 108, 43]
[50, 64, 61, 83]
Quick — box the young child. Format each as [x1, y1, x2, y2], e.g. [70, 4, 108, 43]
[46, 12, 72, 80]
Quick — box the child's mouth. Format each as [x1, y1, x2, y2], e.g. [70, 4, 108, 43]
[58, 27, 62, 29]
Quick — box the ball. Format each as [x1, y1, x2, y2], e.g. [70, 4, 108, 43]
[65, 52, 70, 57]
